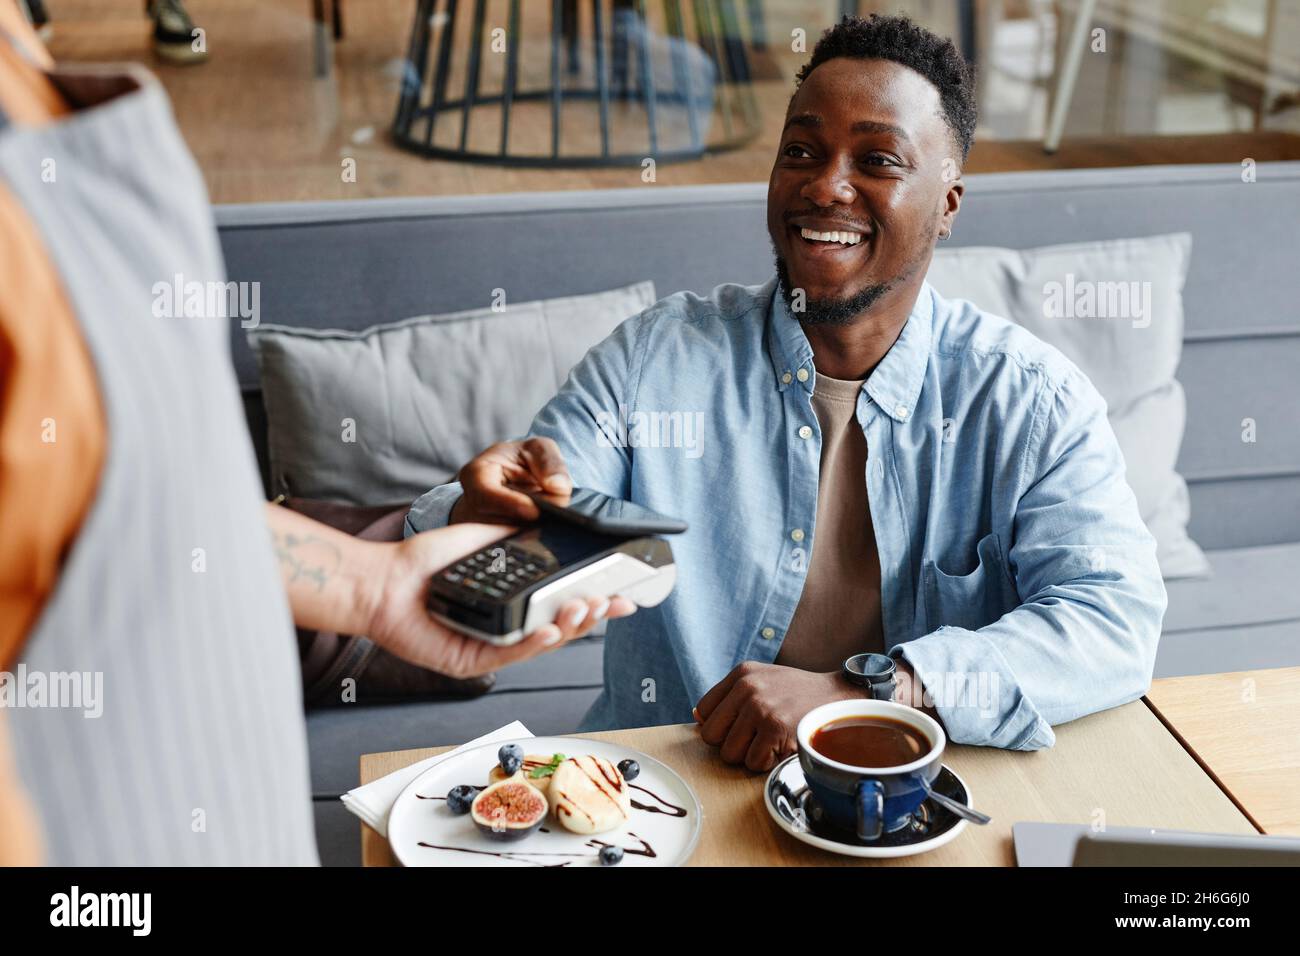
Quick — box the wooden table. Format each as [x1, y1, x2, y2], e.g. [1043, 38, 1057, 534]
[359, 675, 1271, 866]
[1145, 666, 1300, 837]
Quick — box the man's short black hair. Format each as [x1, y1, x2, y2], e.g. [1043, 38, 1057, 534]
[794, 14, 977, 162]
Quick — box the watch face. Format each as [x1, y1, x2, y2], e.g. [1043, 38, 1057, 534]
[846, 653, 894, 681]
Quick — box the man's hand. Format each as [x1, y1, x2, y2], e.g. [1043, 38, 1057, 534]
[694, 659, 931, 772]
[694, 662, 866, 772]
[450, 437, 573, 524]
[365, 523, 634, 678]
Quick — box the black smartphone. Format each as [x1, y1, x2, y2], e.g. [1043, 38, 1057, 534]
[523, 487, 688, 536]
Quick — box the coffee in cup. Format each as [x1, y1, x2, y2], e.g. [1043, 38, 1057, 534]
[796, 700, 945, 841]
[810, 715, 932, 768]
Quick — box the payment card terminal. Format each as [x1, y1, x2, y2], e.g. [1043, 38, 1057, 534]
[425, 489, 684, 646]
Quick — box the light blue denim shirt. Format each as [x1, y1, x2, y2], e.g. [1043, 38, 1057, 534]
[409, 278, 1166, 750]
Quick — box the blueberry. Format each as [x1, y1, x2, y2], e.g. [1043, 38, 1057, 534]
[617, 759, 640, 782]
[599, 845, 625, 866]
[446, 785, 476, 815]
[498, 743, 524, 776]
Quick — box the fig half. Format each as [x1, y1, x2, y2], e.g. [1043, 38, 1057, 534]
[470, 778, 548, 841]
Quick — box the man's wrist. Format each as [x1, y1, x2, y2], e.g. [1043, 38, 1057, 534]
[891, 659, 917, 705]
[833, 657, 925, 709]
[840, 653, 898, 701]
[834, 669, 887, 703]
[447, 494, 468, 524]
[892, 659, 941, 722]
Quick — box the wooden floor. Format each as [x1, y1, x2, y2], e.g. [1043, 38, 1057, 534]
[40, 0, 1300, 204]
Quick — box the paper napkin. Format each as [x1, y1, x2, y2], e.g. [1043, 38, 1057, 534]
[340, 720, 533, 837]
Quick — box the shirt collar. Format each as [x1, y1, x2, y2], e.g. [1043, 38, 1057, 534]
[765, 278, 934, 424]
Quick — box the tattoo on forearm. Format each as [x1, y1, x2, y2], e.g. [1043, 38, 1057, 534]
[272, 531, 342, 592]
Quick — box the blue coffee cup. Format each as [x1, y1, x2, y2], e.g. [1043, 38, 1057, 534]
[796, 699, 945, 841]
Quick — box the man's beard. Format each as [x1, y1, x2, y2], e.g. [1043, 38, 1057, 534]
[774, 254, 892, 327]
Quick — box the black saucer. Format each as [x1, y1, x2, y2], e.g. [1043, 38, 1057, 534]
[767, 758, 970, 849]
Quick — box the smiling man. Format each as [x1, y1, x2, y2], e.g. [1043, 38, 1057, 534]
[409, 14, 1167, 770]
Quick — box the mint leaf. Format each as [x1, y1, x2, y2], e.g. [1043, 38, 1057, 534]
[528, 753, 567, 779]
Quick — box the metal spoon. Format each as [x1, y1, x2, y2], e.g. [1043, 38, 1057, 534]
[923, 784, 992, 825]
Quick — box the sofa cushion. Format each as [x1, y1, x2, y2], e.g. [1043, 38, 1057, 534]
[926, 233, 1208, 578]
[1154, 542, 1300, 679]
[1154, 619, 1300, 679]
[248, 281, 656, 504]
[489, 635, 605, 693]
[1162, 542, 1300, 635]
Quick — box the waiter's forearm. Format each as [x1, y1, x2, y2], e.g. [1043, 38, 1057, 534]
[264, 502, 386, 636]
[0, 710, 43, 865]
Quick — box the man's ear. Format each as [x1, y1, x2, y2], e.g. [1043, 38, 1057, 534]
[938, 173, 964, 241]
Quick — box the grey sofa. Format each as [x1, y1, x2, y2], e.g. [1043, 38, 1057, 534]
[216, 162, 1300, 864]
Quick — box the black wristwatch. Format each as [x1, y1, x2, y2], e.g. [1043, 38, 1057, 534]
[841, 653, 897, 701]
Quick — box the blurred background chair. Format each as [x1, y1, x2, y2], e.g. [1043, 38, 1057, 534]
[392, 0, 762, 167]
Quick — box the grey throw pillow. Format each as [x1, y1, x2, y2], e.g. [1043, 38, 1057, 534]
[248, 282, 656, 505]
[927, 233, 1208, 579]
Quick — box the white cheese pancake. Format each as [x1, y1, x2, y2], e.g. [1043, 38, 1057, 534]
[550, 755, 631, 835]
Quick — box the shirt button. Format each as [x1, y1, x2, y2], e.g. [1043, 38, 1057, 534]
[797, 425, 813, 439]
[791, 528, 805, 542]
[781, 372, 792, 384]
[895, 404, 910, 420]
[796, 368, 810, 382]
[760, 627, 776, 640]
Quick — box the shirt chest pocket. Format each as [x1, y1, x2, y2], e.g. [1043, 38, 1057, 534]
[923, 532, 1018, 633]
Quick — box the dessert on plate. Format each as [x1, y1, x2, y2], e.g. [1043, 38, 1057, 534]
[449, 746, 643, 849]
[548, 754, 632, 835]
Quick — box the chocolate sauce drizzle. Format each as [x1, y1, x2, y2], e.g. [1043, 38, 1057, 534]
[629, 783, 688, 818]
[416, 832, 656, 865]
[587, 833, 656, 858]
[415, 842, 577, 867]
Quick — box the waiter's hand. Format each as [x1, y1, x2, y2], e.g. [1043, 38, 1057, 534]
[449, 437, 573, 524]
[366, 523, 634, 678]
[267, 504, 634, 679]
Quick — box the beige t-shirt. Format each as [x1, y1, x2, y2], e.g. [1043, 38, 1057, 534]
[776, 372, 885, 672]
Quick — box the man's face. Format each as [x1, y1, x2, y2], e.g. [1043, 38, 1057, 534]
[767, 57, 961, 324]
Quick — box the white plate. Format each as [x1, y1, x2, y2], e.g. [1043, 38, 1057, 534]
[388, 736, 702, 867]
